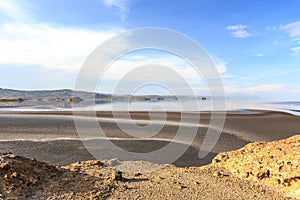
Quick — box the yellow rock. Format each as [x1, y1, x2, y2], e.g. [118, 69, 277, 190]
[212, 135, 300, 198]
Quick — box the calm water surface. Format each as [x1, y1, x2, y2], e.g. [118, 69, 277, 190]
[1, 99, 300, 116]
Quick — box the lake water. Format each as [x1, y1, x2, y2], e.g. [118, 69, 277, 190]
[1, 99, 300, 116]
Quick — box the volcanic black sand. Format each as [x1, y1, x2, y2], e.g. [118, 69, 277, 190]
[0, 111, 299, 167]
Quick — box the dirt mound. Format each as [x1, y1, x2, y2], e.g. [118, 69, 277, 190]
[0, 153, 59, 199]
[213, 135, 300, 198]
[0, 153, 119, 199]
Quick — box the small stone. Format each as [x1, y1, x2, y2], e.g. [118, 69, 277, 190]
[135, 173, 142, 176]
[12, 172, 18, 177]
[113, 171, 123, 181]
[240, 172, 250, 178]
[8, 154, 16, 159]
[214, 170, 229, 177]
[221, 154, 229, 161]
[175, 185, 182, 190]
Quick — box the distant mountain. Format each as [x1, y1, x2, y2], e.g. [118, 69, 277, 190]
[0, 88, 111, 100]
[0, 87, 206, 101]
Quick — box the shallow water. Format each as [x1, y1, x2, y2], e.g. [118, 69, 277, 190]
[1, 99, 300, 116]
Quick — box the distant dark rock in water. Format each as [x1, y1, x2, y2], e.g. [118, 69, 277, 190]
[48, 98, 65, 102]
[68, 97, 83, 103]
[201, 97, 207, 101]
[95, 93, 111, 99]
[106, 97, 113, 102]
[0, 97, 24, 102]
[130, 97, 151, 101]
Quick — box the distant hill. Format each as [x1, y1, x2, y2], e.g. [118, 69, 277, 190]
[0, 88, 110, 100]
[0, 87, 204, 101]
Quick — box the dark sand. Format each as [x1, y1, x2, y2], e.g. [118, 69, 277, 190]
[0, 111, 299, 166]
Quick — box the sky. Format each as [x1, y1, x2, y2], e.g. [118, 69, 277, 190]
[0, 0, 300, 100]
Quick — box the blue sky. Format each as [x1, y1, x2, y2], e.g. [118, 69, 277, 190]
[0, 0, 300, 100]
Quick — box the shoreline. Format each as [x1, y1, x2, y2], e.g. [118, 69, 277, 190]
[0, 110, 299, 167]
[0, 109, 296, 116]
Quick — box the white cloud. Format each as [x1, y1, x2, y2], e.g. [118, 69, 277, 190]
[291, 46, 300, 54]
[211, 57, 235, 79]
[282, 21, 300, 38]
[281, 21, 300, 55]
[0, 23, 124, 71]
[225, 84, 286, 94]
[102, 0, 129, 20]
[100, 54, 229, 83]
[254, 53, 265, 57]
[0, 23, 227, 90]
[96, 55, 209, 95]
[103, 54, 197, 82]
[221, 74, 235, 78]
[0, 0, 126, 72]
[215, 60, 227, 74]
[0, 0, 29, 21]
[226, 24, 252, 38]
[0, 0, 230, 92]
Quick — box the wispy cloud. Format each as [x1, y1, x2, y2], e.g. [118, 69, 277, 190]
[91, 54, 231, 94]
[214, 59, 227, 74]
[0, 23, 123, 71]
[211, 58, 235, 79]
[0, 0, 125, 72]
[225, 84, 286, 94]
[282, 21, 300, 37]
[290, 46, 300, 54]
[102, 0, 130, 20]
[226, 24, 252, 38]
[281, 21, 300, 55]
[0, 0, 29, 21]
[254, 53, 265, 57]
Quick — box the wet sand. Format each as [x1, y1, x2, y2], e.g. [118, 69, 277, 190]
[0, 111, 299, 166]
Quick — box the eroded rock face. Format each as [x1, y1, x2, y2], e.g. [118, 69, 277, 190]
[212, 135, 300, 198]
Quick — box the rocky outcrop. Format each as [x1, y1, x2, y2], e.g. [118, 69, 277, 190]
[212, 135, 300, 198]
